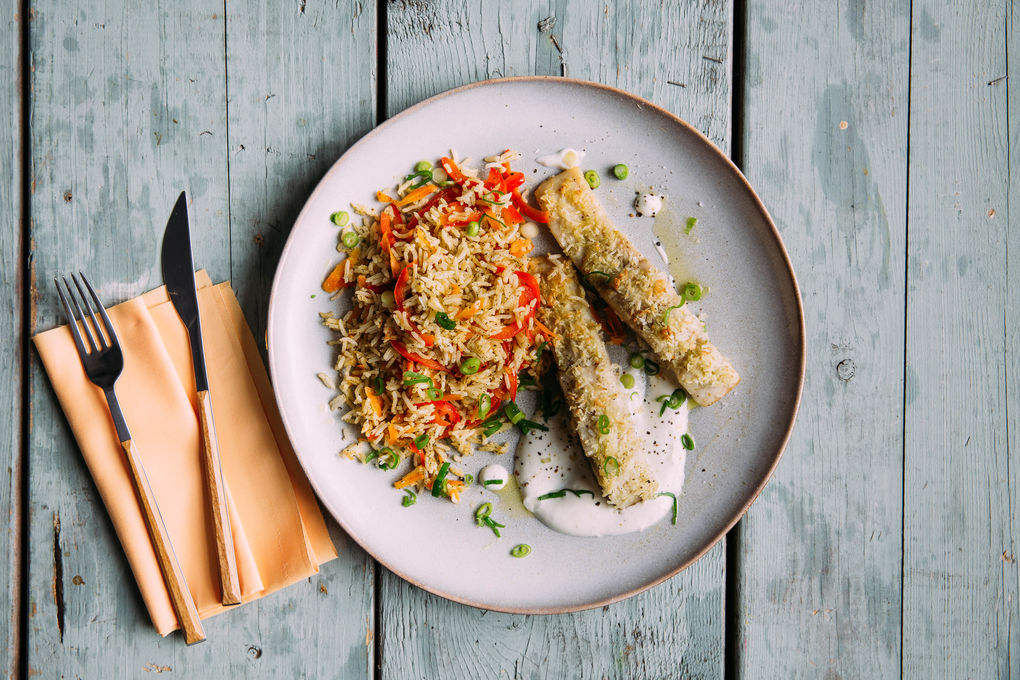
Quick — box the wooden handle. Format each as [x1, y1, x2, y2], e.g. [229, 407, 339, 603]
[121, 439, 206, 644]
[197, 389, 242, 605]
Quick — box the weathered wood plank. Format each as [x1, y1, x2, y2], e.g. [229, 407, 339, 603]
[27, 2, 374, 676]
[224, 1, 377, 676]
[733, 0, 908, 676]
[1, 1, 23, 677]
[903, 2, 1017, 677]
[1006, 1, 1020, 672]
[381, 2, 731, 678]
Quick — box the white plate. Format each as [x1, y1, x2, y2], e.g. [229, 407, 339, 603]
[267, 77, 804, 613]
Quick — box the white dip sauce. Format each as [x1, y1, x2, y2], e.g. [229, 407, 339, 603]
[514, 367, 690, 537]
[479, 463, 508, 490]
[635, 193, 665, 217]
[537, 148, 585, 170]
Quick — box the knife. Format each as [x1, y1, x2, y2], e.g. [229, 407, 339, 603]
[161, 191, 242, 606]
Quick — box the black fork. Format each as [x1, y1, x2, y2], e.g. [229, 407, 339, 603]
[55, 274, 206, 645]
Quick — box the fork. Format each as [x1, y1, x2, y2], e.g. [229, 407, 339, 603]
[56, 273, 206, 645]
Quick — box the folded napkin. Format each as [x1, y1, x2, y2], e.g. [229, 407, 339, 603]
[33, 271, 336, 636]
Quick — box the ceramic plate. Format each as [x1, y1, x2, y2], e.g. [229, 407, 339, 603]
[267, 77, 804, 613]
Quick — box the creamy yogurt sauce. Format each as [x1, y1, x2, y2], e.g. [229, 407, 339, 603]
[514, 366, 690, 537]
[635, 192, 665, 217]
[479, 463, 509, 490]
[537, 148, 585, 170]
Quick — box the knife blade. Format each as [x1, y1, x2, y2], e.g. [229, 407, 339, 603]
[161, 191, 242, 606]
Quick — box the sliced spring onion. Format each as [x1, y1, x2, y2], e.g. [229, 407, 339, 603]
[683, 281, 703, 301]
[466, 221, 480, 237]
[483, 515, 504, 537]
[404, 169, 433, 189]
[364, 449, 380, 463]
[604, 457, 620, 476]
[661, 303, 685, 324]
[330, 210, 350, 226]
[477, 394, 492, 419]
[681, 433, 695, 450]
[518, 372, 538, 388]
[538, 490, 568, 500]
[459, 357, 481, 374]
[510, 544, 531, 558]
[657, 491, 678, 525]
[684, 216, 698, 234]
[585, 270, 613, 284]
[613, 164, 629, 180]
[401, 489, 417, 507]
[427, 387, 441, 400]
[482, 421, 503, 438]
[403, 371, 432, 387]
[535, 341, 547, 362]
[596, 414, 611, 435]
[482, 479, 501, 487]
[620, 373, 635, 389]
[568, 489, 595, 498]
[431, 462, 451, 497]
[474, 502, 493, 526]
[414, 433, 429, 449]
[413, 160, 431, 172]
[463, 474, 474, 486]
[629, 353, 645, 369]
[377, 448, 398, 470]
[435, 311, 456, 330]
[374, 376, 385, 395]
[518, 419, 549, 435]
[341, 230, 360, 248]
[504, 401, 524, 425]
[583, 169, 600, 189]
[644, 359, 660, 376]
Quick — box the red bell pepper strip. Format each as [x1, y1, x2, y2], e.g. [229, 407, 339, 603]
[387, 203, 405, 226]
[393, 266, 435, 346]
[502, 171, 526, 192]
[416, 400, 462, 428]
[489, 271, 542, 339]
[389, 339, 445, 372]
[511, 189, 549, 223]
[501, 203, 524, 226]
[440, 157, 467, 183]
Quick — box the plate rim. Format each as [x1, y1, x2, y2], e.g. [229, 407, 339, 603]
[267, 75, 806, 614]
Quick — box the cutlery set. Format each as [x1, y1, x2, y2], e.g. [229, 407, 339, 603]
[55, 192, 234, 645]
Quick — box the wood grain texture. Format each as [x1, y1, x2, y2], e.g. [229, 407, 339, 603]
[382, 2, 731, 678]
[120, 438, 206, 644]
[0, 0, 23, 677]
[27, 1, 375, 676]
[733, 0, 908, 676]
[903, 2, 1018, 677]
[1006, 2, 1020, 674]
[196, 389, 242, 606]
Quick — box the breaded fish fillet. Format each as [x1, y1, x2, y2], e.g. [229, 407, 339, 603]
[535, 256, 658, 508]
[535, 167, 739, 406]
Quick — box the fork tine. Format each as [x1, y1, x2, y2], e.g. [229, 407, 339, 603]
[62, 276, 98, 353]
[55, 278, 90, 359]
[79, 273, 120, 349]
[72, 273, 108, 349]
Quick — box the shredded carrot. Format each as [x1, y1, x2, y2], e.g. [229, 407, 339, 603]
[534, 320, 559, 339]
[365, 386, 383, 417]
[389, 248, 400, 277]
[322, 262, 346, 293]
[415, 228, 438, 253]
[377, 190, 394, 203]
[397, 184, 437, 207]
[386, 423, 399, 445]
[451, 284, 461, 295]
[441, 393, 463, 401]
[455, 299, 484, 320]
[394, 466, 425, 489]
[509, 238, 533, 257]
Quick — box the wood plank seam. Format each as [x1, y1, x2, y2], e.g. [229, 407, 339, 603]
[16, 0, 30, 676]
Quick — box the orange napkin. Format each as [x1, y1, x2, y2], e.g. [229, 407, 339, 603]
[32, 271, 336, 636]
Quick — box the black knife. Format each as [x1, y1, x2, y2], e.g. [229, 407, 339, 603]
[161, 191, 242, 606]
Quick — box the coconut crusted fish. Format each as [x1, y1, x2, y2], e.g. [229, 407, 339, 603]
[535, 167, 739, 406]
[535, 256, 658, 508]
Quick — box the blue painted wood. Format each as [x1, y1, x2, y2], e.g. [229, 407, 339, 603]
[381, 2, 731, 678]
[733, 1, 909, 676]
[0, 0, 23, 677]
[903, 2, 1018, 677]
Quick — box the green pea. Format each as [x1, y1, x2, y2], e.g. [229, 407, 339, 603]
[620, 373, 635, 389]
[613, 164, 629, 180]
[466, 221, 480, 237]
[414, 160, 432, 172]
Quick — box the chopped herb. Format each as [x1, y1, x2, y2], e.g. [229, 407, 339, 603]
[403, 371, 432, 387]
[629, 353, 645, 369]
[504, 401, 525, 425]
[644, 359, 660, 376]
[683, 281, 703, 301]
[460, 357, 481, 375]
[661, 302, 685, 324]
[657, 491, 678, 524]
[684, 216, 698, 234]
[474, 502, 493, 526]
[604, 457, 620, 476]
[510, 544, 531, 558]
[330, 210, 350, 227]
[613, 164, 629, 180]
[596, 414, 611, 435]
[466, 221, 480, 237]
[401, 489, 417, 507]
[341, 230, 360, 248]
[583, 169, 601, 189]
[538, 490, 568, 500]
[414, 433, 429, 449]
[477, 394, 492, 419]
[620, 373, 635, 389]
[431, 462, 451, 497]
[435, 311, 457, 330]
[681, 433, 695, 450]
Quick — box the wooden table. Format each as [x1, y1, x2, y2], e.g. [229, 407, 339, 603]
[3, 1, 1016, 677]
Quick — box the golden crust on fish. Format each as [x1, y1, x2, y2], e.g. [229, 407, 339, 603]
[535, 167, 740, 406]
[535, 256, 658, 508]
